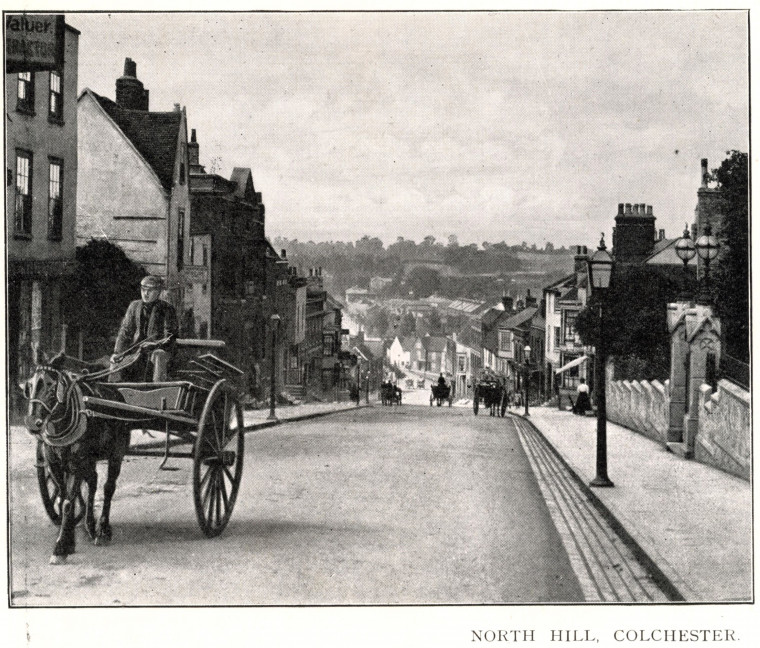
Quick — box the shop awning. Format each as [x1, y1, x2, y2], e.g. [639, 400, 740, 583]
[554, 355, 589, 375]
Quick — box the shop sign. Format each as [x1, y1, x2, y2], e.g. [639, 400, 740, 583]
[6, 14, 65, 73]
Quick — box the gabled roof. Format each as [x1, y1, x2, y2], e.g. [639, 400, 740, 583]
[482, 307, 505, 328]
[400, 336, 417, 351]
[423, 336, 450, 353]
[87, 90, 182, 192]
[644, 238, 698, 267]
[229, 167, 256, 203]
[500, 306, 538, 331]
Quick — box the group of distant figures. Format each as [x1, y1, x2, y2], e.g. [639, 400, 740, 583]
[380, 380, 402, 405]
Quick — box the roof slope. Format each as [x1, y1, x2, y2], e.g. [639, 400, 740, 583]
[500, 306, 538, 330]
[90, 91, 181, 192]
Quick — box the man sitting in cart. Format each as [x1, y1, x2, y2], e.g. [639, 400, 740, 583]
[110, 275, 178, 382]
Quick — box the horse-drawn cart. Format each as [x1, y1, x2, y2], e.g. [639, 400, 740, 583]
[29, 338, 246, 552]
[472, 375, 508, 417]
[430, 382, 452, 407]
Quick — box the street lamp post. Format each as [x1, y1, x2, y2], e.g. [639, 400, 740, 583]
[674, 223, 697, 302]
[523, 345, 531, 417]
[267, 313, 281, 421]
[587, 234, 614, 488]
[356, 360, 362, 405]
[695, 224, 720, 305]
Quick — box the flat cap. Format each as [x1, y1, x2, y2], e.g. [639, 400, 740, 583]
[140, 275, 164, 289]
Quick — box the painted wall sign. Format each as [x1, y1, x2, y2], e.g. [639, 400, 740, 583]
[5, 14, 65, 73]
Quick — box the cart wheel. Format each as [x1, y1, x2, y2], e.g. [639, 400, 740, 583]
[36, 439, 85, 526]
[193, 380, 245, 538]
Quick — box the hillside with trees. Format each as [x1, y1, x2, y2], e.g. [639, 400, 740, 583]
[273, 235, 573, 304]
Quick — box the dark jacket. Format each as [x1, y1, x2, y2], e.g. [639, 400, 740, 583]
[114, 299, 178, 355]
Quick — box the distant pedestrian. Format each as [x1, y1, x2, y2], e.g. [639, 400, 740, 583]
[573, 378, 591, 415]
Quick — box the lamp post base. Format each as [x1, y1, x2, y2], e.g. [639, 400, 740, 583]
[589, 476, 614, 488]
[266, 412, 278, 422]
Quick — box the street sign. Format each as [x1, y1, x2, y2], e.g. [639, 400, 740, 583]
[6, 14, 65, 73]
[182, 265, 208, 284]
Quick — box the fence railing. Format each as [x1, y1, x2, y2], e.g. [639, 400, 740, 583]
[719, 353, 750, 391]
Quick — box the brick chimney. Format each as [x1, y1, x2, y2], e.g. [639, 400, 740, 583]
[613, 202, 656, 264]
[525, 288, 537, 308]
[188, 129, 203, 174]
[574, 245, 589, 274]
[501, 291, 513, 312]
[116, 58, 149, 110]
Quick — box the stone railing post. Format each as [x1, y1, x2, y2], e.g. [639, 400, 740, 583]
[682, 304, 721, 458]
[666, 301, 690, 443]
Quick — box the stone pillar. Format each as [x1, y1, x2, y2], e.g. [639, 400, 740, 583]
[682, 304, 721, 457]
[666, 301, 690, 443]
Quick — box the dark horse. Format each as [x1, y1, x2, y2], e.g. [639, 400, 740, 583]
[23, 353, 130, 564]
[477, 379, 508, 417]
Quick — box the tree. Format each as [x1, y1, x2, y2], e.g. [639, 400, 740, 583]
[399, 311, 417, 337]
[63, 238, 146, 360]
[405, 266, 441, 298]
[575, 265, 683, 381]
[367, 306, 390, 337]
[427, 309, 443, 334]
[711, 151, 749, 362]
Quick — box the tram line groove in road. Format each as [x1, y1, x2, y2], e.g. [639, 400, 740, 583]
[520, 425, 648, 602]
[517, 422, 655, 602]
[508, 415, 670, 603]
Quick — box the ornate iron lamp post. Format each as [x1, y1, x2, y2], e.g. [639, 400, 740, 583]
[587, 234, 614, 488]
[267, 313, 281, 421]
[695, 224, 720, 305]
[523, 344, 531, 417]
[674, 223, 697, 301]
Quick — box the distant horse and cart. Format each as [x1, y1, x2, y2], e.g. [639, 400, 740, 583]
[472, 374, 510, 417]
[380, 381, 402, 405]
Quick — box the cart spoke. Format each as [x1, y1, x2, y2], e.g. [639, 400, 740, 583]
[215, 473, 222, 527]
[222, 464, 235, 485]
[219, 471, 229, 513]
[199, 467, 213, 494]
[201, 468, 215, 512]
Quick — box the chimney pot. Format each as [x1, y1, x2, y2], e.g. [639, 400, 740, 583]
[191, 129, 197, 143]
[123, 57, 136, 77]
[618, 203, 624, 215]
[701, 158, 710, 187]
[281, 249, 287, 258]
[659, 229, 665, 241]
[174, 103, 181, 112]
[647, 205, 653, 216]
[625, 203, 632, 214]
[633, 204, 639, 215]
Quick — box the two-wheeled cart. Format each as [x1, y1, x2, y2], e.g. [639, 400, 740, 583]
[36, 339, 246, 538]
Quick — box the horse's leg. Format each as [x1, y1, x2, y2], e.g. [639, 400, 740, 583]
[50, 470, 81, 564]
[95, 428, 129, 546]
[82, 461, 98, 541]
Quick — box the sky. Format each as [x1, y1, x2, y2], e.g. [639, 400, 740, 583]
[70, 10, 749, 247]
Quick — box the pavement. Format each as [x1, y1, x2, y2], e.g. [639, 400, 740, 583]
[510, 404, 753, 603]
